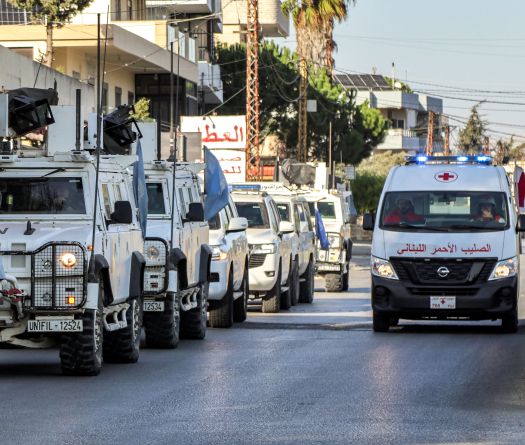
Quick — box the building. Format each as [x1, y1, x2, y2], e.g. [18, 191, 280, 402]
[217, 0, 289, 45]
[335, 74, 444, 154]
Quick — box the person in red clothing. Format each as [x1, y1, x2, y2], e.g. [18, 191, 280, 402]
[384, 198, 424, 224]
[472, 197, 505, 223]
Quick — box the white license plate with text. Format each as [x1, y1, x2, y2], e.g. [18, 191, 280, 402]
[143, 301, 165, 312]
[430, 296, 456, 309]
[28, 319, 83, 332]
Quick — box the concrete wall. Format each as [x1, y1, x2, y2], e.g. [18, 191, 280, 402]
[0, 45, 95, 114]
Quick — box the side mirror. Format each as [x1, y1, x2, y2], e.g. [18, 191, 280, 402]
[111, 201, 133, 224]
[279, 220, 295, 234]
[227, 217, 248, 233]
[363, 212, 375, 231]
[187, 202, 204, 222]
[517, 214, 525, 232]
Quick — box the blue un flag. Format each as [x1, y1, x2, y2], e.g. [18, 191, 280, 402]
[204, 147, 229, 221]
[133, 140, 148, 236]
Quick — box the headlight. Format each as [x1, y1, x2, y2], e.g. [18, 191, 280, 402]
[211, 245, 228, 261]
[489, 257, 518, 280]
[60, 252, 77, 268]
[251, 243, 277, 254]
[371, 256, 398, 280]
[327, 234, 340, 248]
[146, 245, 160, 261]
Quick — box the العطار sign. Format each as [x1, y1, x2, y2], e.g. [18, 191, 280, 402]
[180, 116, 246, 149]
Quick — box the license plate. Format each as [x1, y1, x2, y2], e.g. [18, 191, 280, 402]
[430, 296, 456, 309]
[318, 263, 340, 272]
[143, 301, 165, 312]
[28, 319, 83, 332]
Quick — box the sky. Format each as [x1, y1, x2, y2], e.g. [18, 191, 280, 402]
[280, 0, 525, 147]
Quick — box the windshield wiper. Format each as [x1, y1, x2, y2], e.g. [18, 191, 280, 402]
[383, 223, 448, 231]
[41, 168, 65, 178]
[447, 224, 502, 231]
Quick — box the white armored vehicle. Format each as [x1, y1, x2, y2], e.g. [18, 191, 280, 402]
[142, 160, 211, 346]
[0, 88, 146, 375]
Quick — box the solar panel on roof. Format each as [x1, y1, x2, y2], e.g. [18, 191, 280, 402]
[334, 74, 393, 91]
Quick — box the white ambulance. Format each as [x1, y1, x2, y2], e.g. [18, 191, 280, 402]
[364, 155, 524, 333]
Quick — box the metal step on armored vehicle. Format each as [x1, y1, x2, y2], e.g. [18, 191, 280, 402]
[303, 189, 353, 292]
[0, 88, 146, 375]
[256, 183, 316, 305]
[207, 197, 249, 328]
[141, 159, 211, 346]
[231, 184, 294, 313]
[363, 155, 524, 333]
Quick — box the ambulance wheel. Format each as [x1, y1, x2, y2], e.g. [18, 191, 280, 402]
[144, 292, 180, 348]
[233, 266, 249, 322]
[262, 266, 281, 313]
[299, 259, 314, 303]
[501, 308, 519, 334]
[60, 279, 104, 376]
[103, 297, 143, 363]
[209, 270, 234, 328]
[180, 283, 208, 339]
[373, 310, 390, 333]
[325, 273, 343, 293]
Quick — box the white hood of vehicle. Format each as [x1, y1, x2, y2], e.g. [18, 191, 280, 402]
[246, 228, 276, 245]
[209, 229, 223, 246]
[373, 229, 512, 261]
[146, 219, 171, 241]
[0, 221, 92, 251]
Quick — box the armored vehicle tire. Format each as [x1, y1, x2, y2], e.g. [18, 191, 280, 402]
[60, 280, 104, 376]
[103, 297, 143, 363]
[372, 311, 390, 333]
[501, 308, 519, 334]
[262, 266, 281, 313]
[144, 292, 180, 348]
[209, 271, 234, 328]
[342, 269, 349, 291]
[290, 261, 300, 306]
[325, 273, 343, 293]
[280, 261, 293, 310]
[180, 283, 208, 340]
[233, 267, 249, 323]
[299, 259, 314, 304]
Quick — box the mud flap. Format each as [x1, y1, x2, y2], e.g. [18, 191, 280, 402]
[199, 244, 212, 284]
[128, 251, 146, 299]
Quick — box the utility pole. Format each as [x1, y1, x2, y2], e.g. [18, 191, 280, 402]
[297, 58, 308, 162]
[444, 125, 450, 156]
[246, 0, 260, 180]
[426, 111, 434, 155]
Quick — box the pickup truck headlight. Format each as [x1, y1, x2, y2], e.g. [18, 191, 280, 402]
[211, 245, 228, 261]
[146, 245, 160, 261]
[489, 257, 518, 280]
[251, 243, 276, 254]
[327, 234, 340, 248]
[371, 256, 398, 280]
[60, 252, 77, 268]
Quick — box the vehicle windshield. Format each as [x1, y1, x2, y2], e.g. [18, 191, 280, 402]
[208, 213, 221, 230]
[0, 177, 86, 214]
[307, 201, 315, 217]
[277, 203, 291, 222]
[146, 182, 166, 215]
[235, 201, 270, 228]
[380, 191, 509, 232]
[318, 201, 337, 219]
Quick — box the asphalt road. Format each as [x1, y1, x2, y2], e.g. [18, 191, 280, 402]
[2, 243, 525, 444]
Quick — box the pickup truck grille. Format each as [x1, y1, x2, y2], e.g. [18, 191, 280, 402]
[249, 254, 266, 269]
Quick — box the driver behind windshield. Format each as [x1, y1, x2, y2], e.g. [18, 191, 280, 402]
[472, 197, 505, 223]
[384, 198, 424, 224]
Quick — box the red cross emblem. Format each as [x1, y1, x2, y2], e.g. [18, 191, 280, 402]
[435, 171, 457, 182]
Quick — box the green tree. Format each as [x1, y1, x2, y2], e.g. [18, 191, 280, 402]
[356, 150, 406, 177]
[458, 104, 487, 154]
[131, 97, 154, 122]
[350, 172, 386, 214]
[12, 0, 94, 67]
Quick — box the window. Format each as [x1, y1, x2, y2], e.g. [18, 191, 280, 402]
[128, 91, 134, 106]
[101, 183, 112, 217]
[293, 204, 301, 232]
[115, 86, 122, 107]
[236, 202, 270, 229]
[146, 182, 166, 215]
[317, 201, 336, 219]
[391, 119, 404, 129]
[268, 201, 280, 233]
[277, 203, 291, 222]
[208, 213, 221, 230]
[307, 201, 315, 216]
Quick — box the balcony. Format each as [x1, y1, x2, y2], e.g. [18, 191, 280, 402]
[222, 0, 289, 37]
[198, 61, 223, 104]
[145, 0, 220, 15]
[377, 129, 422, 152]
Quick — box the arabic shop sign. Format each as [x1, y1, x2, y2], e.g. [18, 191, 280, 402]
[214, 149, 246, 182]
[180, 116, 246, 149]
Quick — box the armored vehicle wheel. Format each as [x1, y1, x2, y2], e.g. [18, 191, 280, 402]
[501, 308, 519, 334]
[280, 261, 293, 310]
[180, 283, 208, 339]
[372, 311, 390, 333]
[325, 273, 343, 293]
[233, 267, 249, 322]
[299, 259, 314, 303]
[103, 297, 143, 363]
[342, 268, 349, 291]
[262, 266, 281, 313]
[290, 260, 300, 306]
[60, 279, 104, 376]
[144, 292, 180, 348]
[209, 270, 234, 328]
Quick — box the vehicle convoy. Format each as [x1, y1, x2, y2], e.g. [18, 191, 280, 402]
[0, 88, 146, 375]
[231, 186, 294, 312]
[259, 183, 316, 305]
[207, 198, 249, 328]
[304, 190, 353, 292]
[364, 155, 523, 333]
[142, 160, 211, 346]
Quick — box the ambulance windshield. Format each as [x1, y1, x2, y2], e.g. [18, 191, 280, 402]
[0, 177, 86, 214]
[380, 191, 509, 231]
